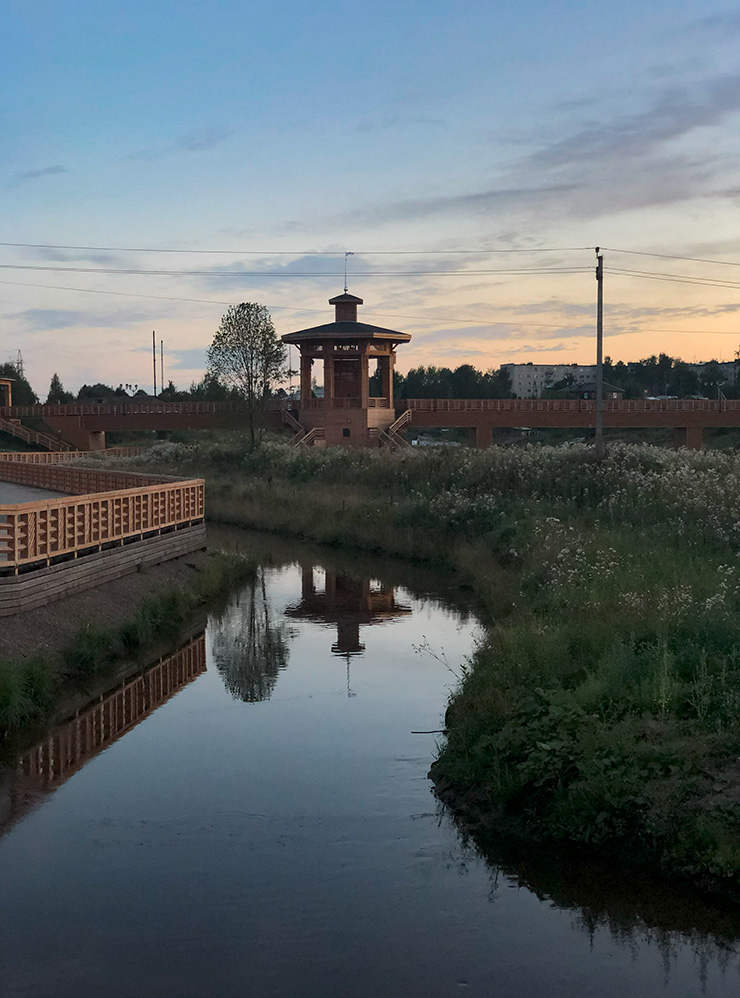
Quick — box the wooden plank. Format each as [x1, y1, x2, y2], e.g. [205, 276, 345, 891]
[0, 524, 207, 615]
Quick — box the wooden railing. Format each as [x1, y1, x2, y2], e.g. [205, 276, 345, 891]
[1, 400, 247, 419]
[299, 427, 325, 447]
[405, 398, 740, 413]
[0, 460, 176, 496]
[388, 409, 412, 434]
[0, 464, 204, 571]
[0, 446, 144, 464]
[0, 417, 73, 451]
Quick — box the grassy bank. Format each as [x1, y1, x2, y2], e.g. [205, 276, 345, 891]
[0, 551, 254, 736]
[98, 437, 740, 893]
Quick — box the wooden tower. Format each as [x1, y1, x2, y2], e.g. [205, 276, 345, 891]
[282, 293, 411, 447]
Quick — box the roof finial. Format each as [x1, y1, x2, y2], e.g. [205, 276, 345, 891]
[344, 250, 354, 293]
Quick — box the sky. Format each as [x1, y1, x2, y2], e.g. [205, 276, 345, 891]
[4, 0, 740, 395]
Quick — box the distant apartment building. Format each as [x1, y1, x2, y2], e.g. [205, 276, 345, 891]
[501, 363, 597, 398]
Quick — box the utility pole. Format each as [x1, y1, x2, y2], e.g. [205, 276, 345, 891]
[595, 248, 604, 460]
[160, 339, 164, 395]
[152, 330, 157, 396]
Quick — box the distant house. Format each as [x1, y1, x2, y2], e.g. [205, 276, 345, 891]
[557, 380, 624, 400]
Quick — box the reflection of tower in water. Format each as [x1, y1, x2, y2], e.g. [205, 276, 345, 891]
[285, 567, 412, 658]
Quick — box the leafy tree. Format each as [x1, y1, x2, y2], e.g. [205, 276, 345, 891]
[77, 382, 119, 401]
[0, 362, 38, 404]
[47, 373, 74, 404]
[189, 371, 241, 401]
[667, 362, 700, 398]
[206, 303, 289, 447]
[700, 360, 727, 398]
[159, 380, 188, 401]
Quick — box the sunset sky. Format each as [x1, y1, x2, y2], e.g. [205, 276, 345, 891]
[4, 0, 740, 395]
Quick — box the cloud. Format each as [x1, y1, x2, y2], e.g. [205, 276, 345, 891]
[12, 165, 67, 186]
[527, 76, 740, 170]
[333, 73, 740, 229]
[8, 308, 148, 331]
[124, 126, 233, 162]
[355, 113, 445, 133]
[345, 184, 579, 226]
[684, 11, 740, 33]
[31, 248, 132, 265]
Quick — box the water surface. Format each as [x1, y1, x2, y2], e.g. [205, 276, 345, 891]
[1, 534, 739, 997]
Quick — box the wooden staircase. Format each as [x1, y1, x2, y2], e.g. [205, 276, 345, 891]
[0, 417, 73, 452]
[282, 409, 326, 447]
[282, 409, 306, 444]
[379, 410, 412, 451]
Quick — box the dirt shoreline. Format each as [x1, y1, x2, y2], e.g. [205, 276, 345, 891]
[0, 548, 212, 662]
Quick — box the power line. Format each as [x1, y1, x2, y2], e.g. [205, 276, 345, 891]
[0, 262, 590, 278]
[0, 240, 591, 256]
[1, 277, 737, 335]
[609, 267, 740, 291]
[605, 247, 740, 269]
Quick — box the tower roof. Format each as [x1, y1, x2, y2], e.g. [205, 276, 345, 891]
[328, 292, 364, 305]
[282, 321, 410, 345]
[282, 291, 410, 345]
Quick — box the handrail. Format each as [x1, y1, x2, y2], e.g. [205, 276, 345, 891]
[0, 417, 73, 452]
[388, 409, 412, 434]
[378, 427, 409, 451]
[282, 409, 304, 434]
[0, 460, 176, 495]
[0, 479, 204, 570]
[0, 446, 144, 464]
[299, 427, 325, 447]
[404, 398, 740, 413]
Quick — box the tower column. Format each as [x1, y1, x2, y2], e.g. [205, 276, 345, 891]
[323, 344, 335, 405]
[380, 354, 394, 407]
[300, 354, 312, 403]
[359, 346, 369, 408]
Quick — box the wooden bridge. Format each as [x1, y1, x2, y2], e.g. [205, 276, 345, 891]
[2, 396, 739, 449]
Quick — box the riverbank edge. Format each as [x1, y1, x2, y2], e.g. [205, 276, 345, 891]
[198, 477, 740, 902]
[0, 548, 256, 738]
[74, 445, 740, 899]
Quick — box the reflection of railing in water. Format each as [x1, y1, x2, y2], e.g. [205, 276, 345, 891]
[21, 633, 207, 790]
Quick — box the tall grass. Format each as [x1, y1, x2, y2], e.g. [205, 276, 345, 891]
[0, 551, 255, 737]
[106, 436, 740, 891]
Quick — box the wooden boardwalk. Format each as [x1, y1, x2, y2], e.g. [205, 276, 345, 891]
[3, 396, 739, 449]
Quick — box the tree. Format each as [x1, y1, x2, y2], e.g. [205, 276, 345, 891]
[0, 362, 37, 404]
[189, 371, 241, 401]
[77, 382, 119, 401]
[47, 373, 74, 404]
[206, 303, 289, 447]
[700, 360, 727, 398]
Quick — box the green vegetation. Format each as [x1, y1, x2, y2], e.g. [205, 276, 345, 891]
[113, 436, 740, 893]
[0, 551, 254, 736]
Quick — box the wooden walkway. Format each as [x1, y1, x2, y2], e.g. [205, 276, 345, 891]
[0, 462, 204, 574]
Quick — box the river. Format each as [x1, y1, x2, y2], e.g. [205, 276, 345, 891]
[1, 530, 739, 997]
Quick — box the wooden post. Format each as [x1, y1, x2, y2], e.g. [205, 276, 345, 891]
[323, 346, 335, 405]
[300, 354, 312, 403]
[359, 346, 369, 408]
[380, 354, 394, 407]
